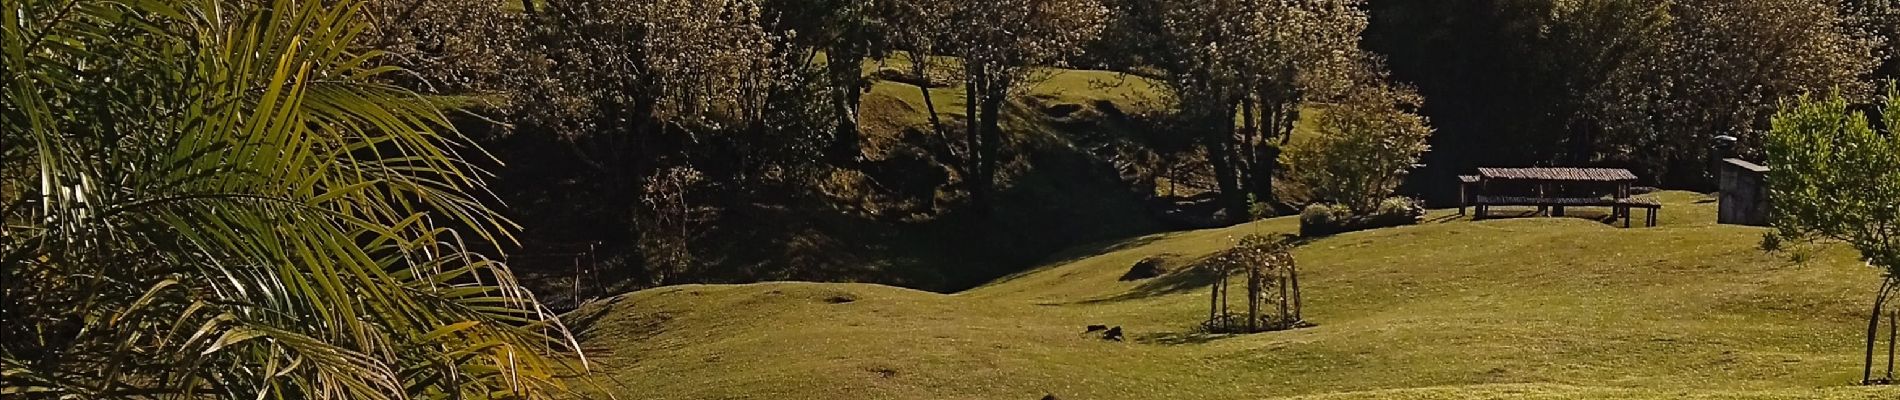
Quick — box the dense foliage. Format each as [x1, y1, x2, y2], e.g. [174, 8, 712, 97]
[352, 0, 1893, 295]
[1, 0, 582, 398]
[1766, 88, 1898, 280]
[1149, 0, 1376, 218]
[1368, 0, 1882, 195]
[1286, 78, 1433, 213]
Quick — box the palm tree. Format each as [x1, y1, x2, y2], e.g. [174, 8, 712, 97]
[2, 0, 587, 398]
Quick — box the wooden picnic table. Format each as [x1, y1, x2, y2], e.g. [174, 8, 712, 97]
[1460, 167, 1660, 227]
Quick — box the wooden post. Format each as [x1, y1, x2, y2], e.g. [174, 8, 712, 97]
[1479, 179, 1489, 219]
[1208, 266, 1220, 324]
[1219, 269, 1230, 323]
[1537, 183, 1549, 216]
[1459, 182, 1467, 215]
[1277, 273, 1290, 324]
[1615, 182, 1629, 222]
[1290, 261, 1302, 321]
[1246, 264, 1259, 333]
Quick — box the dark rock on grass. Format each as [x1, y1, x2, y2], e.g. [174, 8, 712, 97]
[1102, 326, 1124, 341]
[1121, 254, 1177, 281]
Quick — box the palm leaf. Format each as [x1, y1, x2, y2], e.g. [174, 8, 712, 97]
[2, 0, 589, 398]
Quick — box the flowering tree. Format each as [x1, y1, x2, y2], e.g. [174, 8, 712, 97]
[1154, 0, 1374, 218]
[941, 0, 1108, 210]
[1285, 73, 1434, 213]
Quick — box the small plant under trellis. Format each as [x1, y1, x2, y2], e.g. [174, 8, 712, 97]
[1201, 234, 1309, 334]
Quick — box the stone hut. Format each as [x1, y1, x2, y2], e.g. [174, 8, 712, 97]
[1717, 158, 1770, 226]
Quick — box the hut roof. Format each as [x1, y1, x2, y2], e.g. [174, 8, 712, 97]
[1723, 158, 1769, 173]
[1476, 167, 1637, 182]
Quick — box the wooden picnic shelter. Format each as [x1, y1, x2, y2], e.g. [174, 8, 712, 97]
[1460, 167, 1661, 227]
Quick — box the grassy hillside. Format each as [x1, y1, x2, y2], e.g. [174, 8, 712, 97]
[567, 192, 1900, 399]
[515, 56, 1334, 301]
[722, 59, 1201, 292]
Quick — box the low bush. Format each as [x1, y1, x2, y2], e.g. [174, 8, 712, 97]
[1300, 197, 1425, 236]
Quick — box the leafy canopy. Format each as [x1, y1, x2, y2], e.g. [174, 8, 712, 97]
[1287, 82, 1433, 213]
[1766, 86, 1900, 276]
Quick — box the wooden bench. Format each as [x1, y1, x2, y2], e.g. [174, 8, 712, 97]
[1616, 197, 1662, 228]
[1472, 195, 1662, 227]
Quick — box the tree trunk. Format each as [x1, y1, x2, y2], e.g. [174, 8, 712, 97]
[1206, 103, 1247, 222]
[1241, 96, 1259, 205]
[908, 51, 955, 169]
[1246, 265, 1260, 333]
[1568, 119, 1596, 166]
[978, 91, 1005, 214]
[1866, 279, 1895, 384]
[1255, 100, 1296, 210]
[965, 67, 987, 211]
[827, 42, 865, 165]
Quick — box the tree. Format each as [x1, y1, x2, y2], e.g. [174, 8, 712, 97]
[881, 0, 961, 167]
[1766, 87, 1900, 385]
[764, 0, 888, 164]
[1844, 0, 1900, 82]
[1588, 0, 1878, 187]
[1, 0, 583, 398]
[1285, 73, 1435, 213]
[1153, 0, 1371, 219]
[1367, 0, 1669, 165]
[1367, 0, 1873, 197]
[941, 0, 1108, 211]
[451, 0, 802, 286]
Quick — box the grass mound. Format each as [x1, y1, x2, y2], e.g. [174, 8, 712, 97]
[570, 192, 1900, 399]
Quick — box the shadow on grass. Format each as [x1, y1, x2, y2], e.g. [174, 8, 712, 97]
[980, 234, 1171, 289]
[1134, 331, 1243, 346]
[1070, 233, 1321, 305]
[1473, 208, 1646, 227]
[1072, 261, 1221, 305]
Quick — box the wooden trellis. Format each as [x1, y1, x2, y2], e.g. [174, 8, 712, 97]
[1203, 235, 1304, 334]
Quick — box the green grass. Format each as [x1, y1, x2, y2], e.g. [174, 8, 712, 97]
[567, 192, 1900, 399]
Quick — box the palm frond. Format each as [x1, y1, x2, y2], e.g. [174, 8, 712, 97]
[2, 0, 587, 398]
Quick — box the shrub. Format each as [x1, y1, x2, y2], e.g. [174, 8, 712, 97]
[1285, 80, 1433, 213]
[1300, 203, 1351, 236]
[1300, 197, 1425, 236]
[1248, 194, 1279, 220]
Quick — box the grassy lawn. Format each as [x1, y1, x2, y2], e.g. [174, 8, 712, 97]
[565, 192, 1900, 399]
